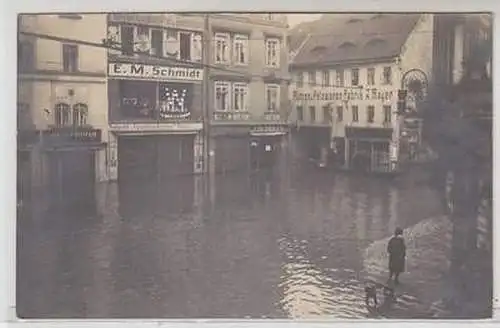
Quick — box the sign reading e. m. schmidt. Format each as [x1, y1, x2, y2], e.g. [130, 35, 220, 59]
[108, 63, 204, 82]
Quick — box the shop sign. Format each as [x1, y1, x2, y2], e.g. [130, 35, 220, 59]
[292, 88, 394, 102]
[108, 63, 204, 81]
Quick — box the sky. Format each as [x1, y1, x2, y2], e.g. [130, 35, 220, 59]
[287, 14, 321, 27]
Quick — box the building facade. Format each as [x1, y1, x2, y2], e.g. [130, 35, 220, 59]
[18, 14, 108, 214]
[206, 14, 291, 174]
[289, 14, 433, 173]
[105, 13, 206, 183]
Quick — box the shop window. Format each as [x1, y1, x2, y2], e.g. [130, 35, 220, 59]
[159, 82, 193, 118]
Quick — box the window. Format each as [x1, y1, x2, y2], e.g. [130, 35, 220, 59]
[296, 72, 304, 87]
[121, 25, 134, 55]
[134, 26, 150, 53]
[214, 81, 230, 111]
[322, 105, 331, 123]
[336, 69, 344, 86]
[18, 41, 34, 71]
[266, 84, 280, 111]
[72, 103, 88, 126]
[367, 105, 375, 123]
[308, 71, 316, 86]
[309, 106, 316, 122]
[179, 32, 191, 61]
[297, 106, 304, 121]
[352, 105, 359, 122]
[234, 34, 249, 65]
[322, 70, 330, 87]
[351, 68, 359, 86]
[54, 103, 70, 126]
[62, 44, 78, 72]
[383, 66, 392, 85]
[151, 29, 163, 56]
[215, 33, 230, 64]
[384, 105, 392, 123]
[233, 83, 249, 111]
[367, 67, 375, 85]
[336, 106, 343, 122]
[265, 38, 280, 67]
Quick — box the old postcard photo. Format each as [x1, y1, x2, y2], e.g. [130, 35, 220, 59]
[15, 11, 493, 319]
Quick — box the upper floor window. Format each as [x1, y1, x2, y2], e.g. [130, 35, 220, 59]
[18, 40, 34, 71]
[383, 66, 392, 85]
[62, 44, 78, 73]
[233, 34, 249, 65]
[233, 83, 249, 111]
[72, 103, 88, 126]
[54, 103, 71, 126]
[296, 72, 304, 87]
[336, 69, 344, 86]
[214, 81, 230, 111]
[296, 106, 304, 121]
[367, 67, 375, 85]
[322, 70, 330, 87]
[179, 32, 191, 61]
[266, 84, 280, 111]
[367, 105, 375, 123]
[309, 105, 316, 122]
[265, 38, 280, 67]
[308, 71, 316, 86]
[352, 105, 359, 122]
[351, 68, 359, 86]
[215, 33, 230, 64]
[384, 105, 392, 123]
[323, 105, 331, 123]
[121, 25, 134, 56]
[151, 29, 164, 57]
[134, 26, 151, 54]
[336, 106, 344, 122]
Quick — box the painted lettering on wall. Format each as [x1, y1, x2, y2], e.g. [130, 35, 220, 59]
[108, 63, 203, 81]
[292, 88, 394, 102]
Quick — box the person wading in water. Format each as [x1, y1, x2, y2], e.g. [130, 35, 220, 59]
[387, 227, 406, 285]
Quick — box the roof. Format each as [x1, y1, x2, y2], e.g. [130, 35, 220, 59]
[291, 14, 421, 67]
[288, 14, 344, 53]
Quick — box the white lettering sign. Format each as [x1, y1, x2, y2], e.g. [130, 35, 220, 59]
[108, 63, 204, 81]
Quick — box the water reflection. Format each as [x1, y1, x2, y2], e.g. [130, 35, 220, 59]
[18, 168, 453, 318]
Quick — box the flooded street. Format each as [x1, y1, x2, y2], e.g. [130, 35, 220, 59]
[18, 166, 457, 318]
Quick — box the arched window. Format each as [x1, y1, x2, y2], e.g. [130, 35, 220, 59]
[338, 41, 356, 50]
[54, 103, 70, 127]
[72, 103, 88, 126]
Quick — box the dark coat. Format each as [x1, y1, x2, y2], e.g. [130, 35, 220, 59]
[387, 236, 406, 273]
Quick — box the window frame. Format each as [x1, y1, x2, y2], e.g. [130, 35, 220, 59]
[214, 81, 231, 111]
[367, 67, 375, 85]
[383, 66, 392, 85]
[367, 105, 375, 123]
[383, 105, 392, 123]
[336, 106, 344, 122]
[214, 32, 231, 64]
[265, 84, 280, 112]
[322, 70, 330, 87]
[72, 103, 88, 126]
[62, 43, 78, 73]
[309, 105, 316, 122]
[308, 71, 316, 86]
[296, 105, 304, 121]
[232, 82, 249, 111]
[336, 69, 345, 86]
[233, 34, 249, 65]
[54, 103, 71, 127]
[265, 37, 280, 68]
[352, 105, 359, 122]
[296, 72, 304, 87]
[351, 68, 359, 86]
